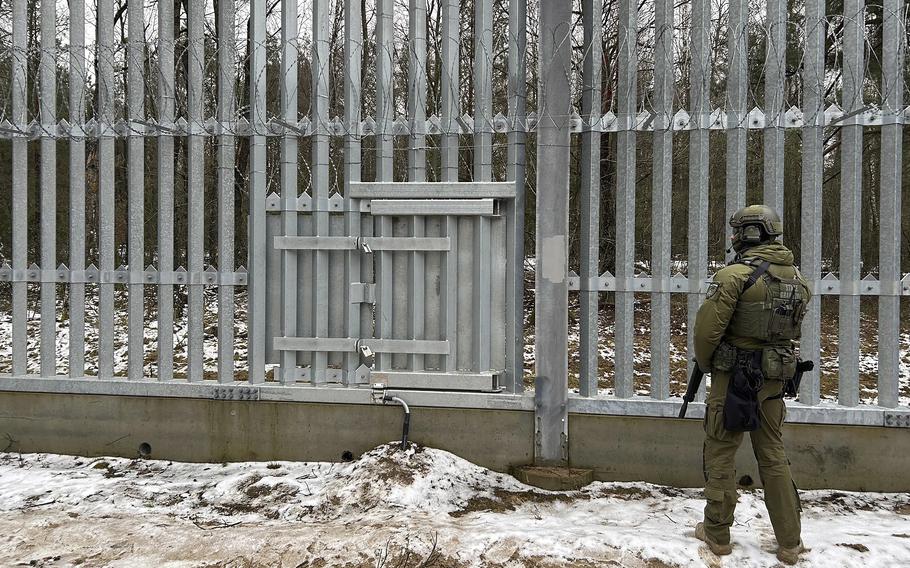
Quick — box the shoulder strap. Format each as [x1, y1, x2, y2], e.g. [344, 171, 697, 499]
[742, 260, 771, 293]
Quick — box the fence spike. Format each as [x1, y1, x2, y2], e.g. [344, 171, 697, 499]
[362, 116, 376, 135]
[493, 112, 509, 133]
[747, 107, 765, 128]
[673, 109, 691, 130]
[427, 114, 441, 134]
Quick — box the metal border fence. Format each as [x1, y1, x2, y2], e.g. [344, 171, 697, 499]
[0, 0, 909, 434]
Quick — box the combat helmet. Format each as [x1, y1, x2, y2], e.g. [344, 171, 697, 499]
[729, 204, 782, 252]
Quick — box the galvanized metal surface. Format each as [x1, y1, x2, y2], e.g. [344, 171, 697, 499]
[97, 0, 115, 379]
[686, 0, 710, 402]
[187, 0, 205, 383]
[877, 0, 904, 409]
[649, 0, 673, 402]
[578, 0, 602, 398]
[2, 0, 908, 432]
[614, 0, 638, 400]
[725, 0, 748, 265]
[799, 0, 825, 406]
[218, 0, 238, 384]
[127, 0, 145, 381]
[68, 0, 87, 378]
[11, 0, 27, 378]
[535, 0, 572, 465]
[247, 0, 268, 384]
[763, 0, 786, 219]
[39, 0, 57, 378]
[839, 0, 865, 408]
[505, 0, 528, 395]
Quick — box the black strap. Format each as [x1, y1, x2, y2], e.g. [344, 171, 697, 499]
[742, 260, 771, 293]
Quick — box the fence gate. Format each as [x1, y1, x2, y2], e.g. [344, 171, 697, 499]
[264, 182, 514, 391]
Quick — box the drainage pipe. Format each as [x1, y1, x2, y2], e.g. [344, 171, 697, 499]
[386, 396, 410, 450]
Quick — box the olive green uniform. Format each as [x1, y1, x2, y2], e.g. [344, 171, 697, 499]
[694, 242, 810, 549]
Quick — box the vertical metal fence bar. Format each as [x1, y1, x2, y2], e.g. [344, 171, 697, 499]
[614, 0, 638, 399]
[408, 0, 427, 182]
[877, 0, 904, 408]
[838, 0, 864, 407]
[473, 0, 493, 372]
[472, 219, 492, 372]
[505, 0, 527, 392]
[441, 0, 460, 182]
[408, 0, 427, 372]
[217, 0, 237, 383]
[474, 0, 493, 178]
[687, 0, 710, 400]
[97, 0, 115, 378]
[763, 0, 785, 218]
[127, 0, 145, 381]
[69, 0, 87, 377]
[376, 0, 394, 371]
[312, 0, 330, 383]
[279, 0, 299, 385]
[725, 0, 748, 261]
[441, 217, 459, 372]
[440, 0, 459, 371]
[650, 0, 673, 401]
[39, 0, 57, 377]
[186, 0, 205, 382]
[248, 0, 267, 384]
[535, 0, 572, 466]
[343, 0, 363, 383]
[578, 0, 602, 397]
[11, 0, 27, 376]
[799, 0, 824, 405]
[158, 0, 175, 382]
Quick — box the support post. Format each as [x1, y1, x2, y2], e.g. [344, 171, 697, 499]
[534, 0, 571, 466]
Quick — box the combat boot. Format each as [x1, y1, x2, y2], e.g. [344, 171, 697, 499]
[776, 541, 806, 565]
[694, 522, 733, 556]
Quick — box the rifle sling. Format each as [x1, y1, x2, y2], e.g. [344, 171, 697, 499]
[741, 260, 771, 294]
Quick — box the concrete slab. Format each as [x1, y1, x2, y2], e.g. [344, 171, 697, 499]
[512, 465, 594, 491]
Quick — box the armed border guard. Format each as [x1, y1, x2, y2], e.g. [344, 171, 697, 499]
[691, 205, 811, 565]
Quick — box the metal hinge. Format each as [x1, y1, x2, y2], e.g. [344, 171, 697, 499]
[350, 282, 375, 304]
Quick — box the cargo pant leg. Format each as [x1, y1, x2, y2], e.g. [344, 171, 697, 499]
[751, 380, 802, 548]
[703, 370, 743, 546]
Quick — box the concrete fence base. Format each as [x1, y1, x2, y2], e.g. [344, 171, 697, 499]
[1, 392, 906, 492]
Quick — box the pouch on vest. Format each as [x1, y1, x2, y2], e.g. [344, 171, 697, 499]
[711, 341, 737, 373]
[723, 350, 763, 432]
[761, 346, 797, 380]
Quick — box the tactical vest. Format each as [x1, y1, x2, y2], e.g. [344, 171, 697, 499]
[726, 259, 811, 343]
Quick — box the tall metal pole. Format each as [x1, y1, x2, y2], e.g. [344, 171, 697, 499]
[799, 0, 824, 405]
[506, 0, 528, 393]
[838, 0, 864, 407]
[687, 0, 710, 399]
[534, 0, 572, 466]
[578, 0, 602, 397]
[614, 0, 638, 398]
[878, 0, 904, 408]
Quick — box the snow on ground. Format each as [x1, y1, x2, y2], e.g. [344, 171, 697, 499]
[1, 445, 908, 567]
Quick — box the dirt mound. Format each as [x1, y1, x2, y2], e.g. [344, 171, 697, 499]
[312, 442, 534, 519]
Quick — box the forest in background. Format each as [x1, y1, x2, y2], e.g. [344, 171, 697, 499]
[0, 0, 908, 282]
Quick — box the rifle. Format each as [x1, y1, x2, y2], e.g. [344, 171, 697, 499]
[784, 359, 814, 398]
[678, 362, 705, 419]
